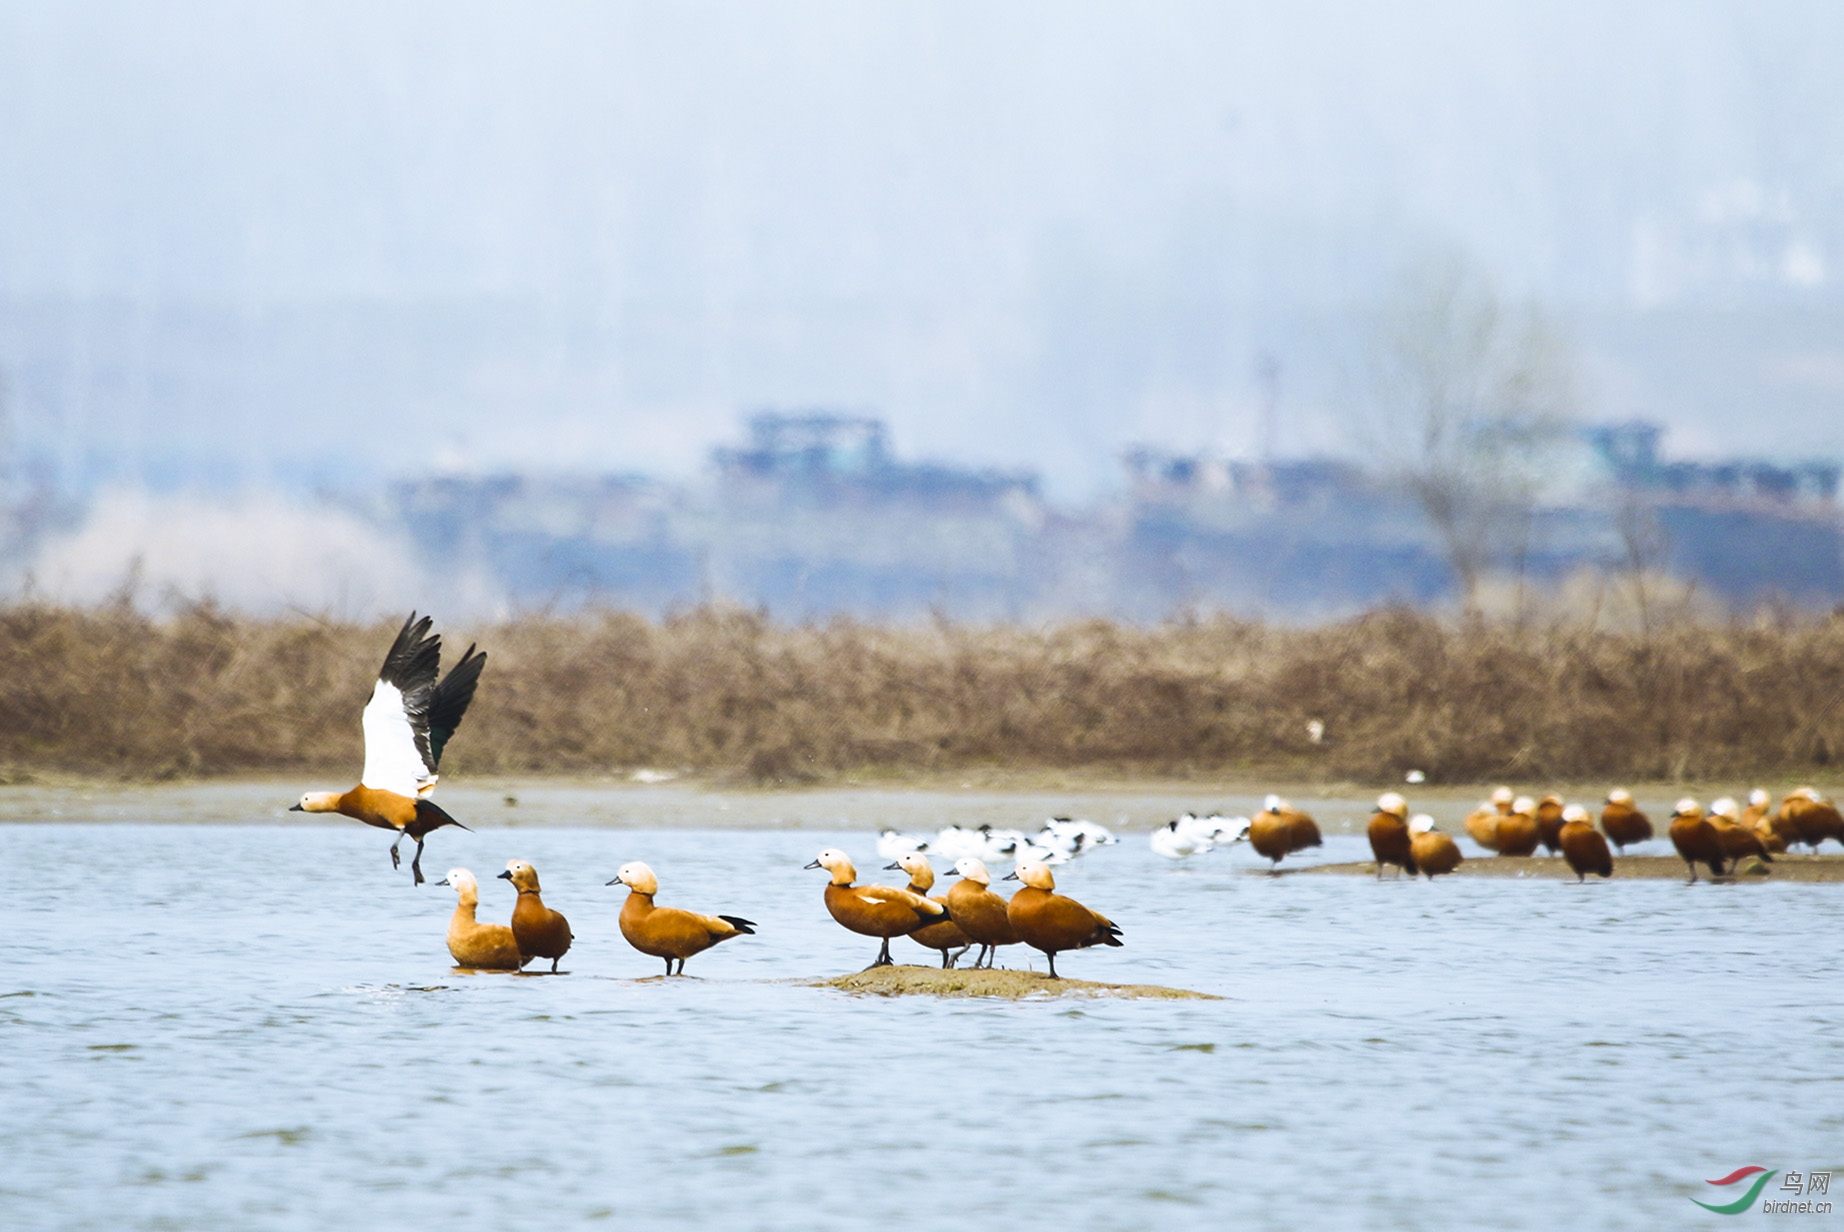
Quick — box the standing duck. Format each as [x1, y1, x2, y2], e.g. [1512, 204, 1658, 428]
[1003, 859, 1122, 979]
[1408, 815, 1462, 879]
[1558, 805, 1613, 882]
[1667, 799, 1726, 884]
[805, 849, 951, 968]
[290, 613, 486, 885]
[1600, 789, 1653, 853]
[434, 868, 525, 970]
[1366, 792, 1417, 879]
[1464, 787, 1515, 851]
[1708, 798, 1773, 869]
[498, 860, 573, 972]
[606, 861, 754, 975]
[944, 857, 1019, 969]
[1535, 794, 1568, 854]
[1494, 796, 1542, 857]
[1782, 788, 1844, 852]
[1249, 795, 1321, 871]
[1744, 789, 1795, 853]
[885, 853, 972, 968]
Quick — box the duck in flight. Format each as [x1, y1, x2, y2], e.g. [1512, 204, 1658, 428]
[290, 613, 487, 885]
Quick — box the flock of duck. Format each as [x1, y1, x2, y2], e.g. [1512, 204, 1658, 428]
[1148, 784, 1844, 883]
[289, 615, 1844, 979]
[290, 614, 1126, 977]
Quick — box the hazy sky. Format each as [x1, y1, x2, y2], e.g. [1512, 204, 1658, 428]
[1, 1, 1840, 497]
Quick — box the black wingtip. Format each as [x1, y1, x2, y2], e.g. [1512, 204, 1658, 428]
[717, 915, 757, 935]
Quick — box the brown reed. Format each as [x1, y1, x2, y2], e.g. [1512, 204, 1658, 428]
[1, 601, 1841, 784]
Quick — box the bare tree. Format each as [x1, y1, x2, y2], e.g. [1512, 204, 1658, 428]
[1365, 255, 1576, 617]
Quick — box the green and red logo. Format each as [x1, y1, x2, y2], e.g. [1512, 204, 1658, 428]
[1694, 1166, 1778, 1214]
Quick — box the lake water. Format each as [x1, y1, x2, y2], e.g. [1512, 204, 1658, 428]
[3, 809, 1841, 1230]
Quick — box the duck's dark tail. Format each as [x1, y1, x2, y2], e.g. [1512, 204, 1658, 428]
[413, 798, 471, 834]
[718, 915, 757, 935]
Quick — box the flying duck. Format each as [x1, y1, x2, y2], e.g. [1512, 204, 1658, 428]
[1003, 859, 1121, 978]
[499, 860, 573, 972]
[1557, 805, 1612, 882]
[434, 868, 526, 970]
[1366, 792, 1417, 879]
[806, 848, 951, 968]
[606, 861, 755, 975]
[885, 853, 973, 968]
[290, 613, 486, 884]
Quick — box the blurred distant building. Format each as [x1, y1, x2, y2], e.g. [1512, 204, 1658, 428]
[391, 413, 1842, 620]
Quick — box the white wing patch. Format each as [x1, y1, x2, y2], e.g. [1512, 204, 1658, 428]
[360, 679, 434, 798]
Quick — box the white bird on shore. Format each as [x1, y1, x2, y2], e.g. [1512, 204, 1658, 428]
[932, 826, 992, 861]
[1038, 817, 1117, 859]
[1150, 813, 1246, 859]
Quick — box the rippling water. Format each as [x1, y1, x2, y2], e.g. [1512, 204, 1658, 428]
[4, 813, 1841, 1230]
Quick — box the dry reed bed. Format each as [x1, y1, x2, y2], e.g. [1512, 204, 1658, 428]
[1, 603, 1842, 784]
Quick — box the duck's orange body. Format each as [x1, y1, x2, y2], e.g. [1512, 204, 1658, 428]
[807, 849, 950, 968]
[1004, 860, 1121, 979]
[1249, 799, 1321, 870]
[1409, 828, 1462, 878]
[1668, 804, 1726, 883]
[1535, 794, 1567, 854]
[437, 869, 525, 970]
[1558, 814, 1612, 881]
[944, 859, 1018, 969]
[614, 877, 753, 976]
[1600, 794, 1653, 853]
[1495, 801, 1541, 857]
[1783, 791, 1844, 851]
[1366, 798, 1416, 879]
[501, 861, 573, 972]
[886, 856, 971, 967]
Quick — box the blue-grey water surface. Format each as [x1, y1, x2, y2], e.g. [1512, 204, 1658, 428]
[3, 819, 1841, 1231]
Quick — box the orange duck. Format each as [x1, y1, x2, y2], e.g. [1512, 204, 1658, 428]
[1408, 815, 1463, 879]
[499, 860, 574, 972]
[1464, 787, 1514, 851]
[1366, 792, 1417, 880]
[1003, 859, 1122, 979]
[290, 613, 486, 885]
[1667, 799, 1726, 884]
[885, 853, 973, 968]
[1558, 805, 1612, 882]
[1599, 789, 1653, 854]
[1249, 795, 1322, 871]
[607, 861, 755, 975]
[806, 848, 951, 968]
[943, 857, 1019, 969]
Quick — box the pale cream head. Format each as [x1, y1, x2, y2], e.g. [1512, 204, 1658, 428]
[1512, 796, 1537, 816]
[1375, 792, 1408, 818]
[893, 852, 935, 889]
[1013, 859, 1056, 890]
[1539, 792, 1565, 807]
[1263, 794, 1285, 813]
[809, 848, 857, 885]
[613, 861, 658, 895]
[1709, 797, 1740, 821]
[1561, 805, 1591, 825]
[439, 868, 479, 901]
[1749, 788, 1770, 808]
[1673, 797, 1701, 817]
[502, 860, 540, 892]
[1796, 786, 1824, 803]
[1606, 788, 1634, 806]
[1408, 814, 1436, 835]
[1490, 786, 1514, 807]
[953, 857, 992, 886]
[296, 791, 341, 813]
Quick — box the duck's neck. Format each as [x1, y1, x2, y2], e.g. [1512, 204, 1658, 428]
[454, 891, 480, 923]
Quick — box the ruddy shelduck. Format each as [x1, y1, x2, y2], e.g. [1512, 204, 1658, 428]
[291, 613, 486, 884]
[1407, 815, 1462, 879]
[805, 848, 951, 968]
[434, 868, 525, 970]
[1366, 792, 1416, 879]
[1782, 788, 1844, 852]
[1667, 799, 1726, 883]
[1708, 797, 1773, 868]
[1002, 859, 1122, 978]
[1494, 796, 1542, 857]
[1557, 805, 1612, 882]
[606, 861, 755, 975]
[944, 857, 1019, 969]
[498, 860, 573, 972]
[1463, 787, 1515, 851]
[1248, 795, 1322, 871]
[1745, 788, 1796, 853]
[884, 854, 972, 968]
[1599, 789, 1653, 853]
[1535, 794, 1567, 854]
